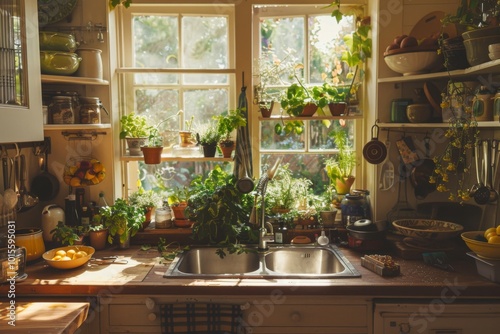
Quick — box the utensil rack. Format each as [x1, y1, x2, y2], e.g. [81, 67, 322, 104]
[61, 131, 106, 141]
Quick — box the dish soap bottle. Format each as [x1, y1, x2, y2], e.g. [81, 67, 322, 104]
[317, 230, 329, 246]
[274, 217, 288, 244]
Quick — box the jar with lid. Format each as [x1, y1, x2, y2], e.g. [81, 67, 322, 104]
[79, 97, 107, 124]
[155, 201, 173, 229]
[472, 86, 493, 121]
[340, 193, 369, 227]
[49, 96, 74, 124]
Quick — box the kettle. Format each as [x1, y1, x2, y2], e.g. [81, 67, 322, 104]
[41, 204, 65, 242]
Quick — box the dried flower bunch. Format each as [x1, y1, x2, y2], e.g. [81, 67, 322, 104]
[430, 80, 480, 202]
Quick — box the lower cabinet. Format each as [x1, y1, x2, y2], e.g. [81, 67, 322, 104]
[99, 295, 372, 334]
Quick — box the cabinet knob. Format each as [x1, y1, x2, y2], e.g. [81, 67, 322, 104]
[145, 297, 156, 310]
[147, 313, 157, 321]
[290, 311, 302, 322]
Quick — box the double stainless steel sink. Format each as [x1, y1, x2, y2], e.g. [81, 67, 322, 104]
[164, 244, 360, 279]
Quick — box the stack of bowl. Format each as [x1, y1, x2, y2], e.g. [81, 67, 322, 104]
[39, 31, 81, 76]
[462, 26, 500, 66]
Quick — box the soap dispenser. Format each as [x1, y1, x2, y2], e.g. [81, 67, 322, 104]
[317, 230, 329, 246]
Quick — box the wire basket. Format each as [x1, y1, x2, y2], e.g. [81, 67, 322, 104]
[63, 156, 106, 186]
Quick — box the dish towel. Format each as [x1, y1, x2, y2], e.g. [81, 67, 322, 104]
[160, 303, 246, 334]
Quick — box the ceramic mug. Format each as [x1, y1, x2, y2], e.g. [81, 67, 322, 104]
[76, 48, 103, 79]
[494, 91, 500, 121]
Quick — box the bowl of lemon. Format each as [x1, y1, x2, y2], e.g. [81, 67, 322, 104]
[42, 245, 95, 269]
[461, 226, 500, 261]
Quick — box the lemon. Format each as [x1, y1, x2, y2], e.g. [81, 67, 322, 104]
[79, 251, 87, 257]
[73, 251, 85, 259]
[56, 250, 67, 257]
[486, 231, 497, 241]
[496, 225, 500, 235]
[52, 255, 62, 261]
[484, 227, 497, 238]
[61, 256, 73, 261]
[488, 235, 500, 244]
[66, 249, 76, 258]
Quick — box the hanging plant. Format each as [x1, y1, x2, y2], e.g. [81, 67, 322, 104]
[109, 0, 132, 9]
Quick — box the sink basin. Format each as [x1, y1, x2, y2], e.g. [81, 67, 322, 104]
[164, 245, 360, 278]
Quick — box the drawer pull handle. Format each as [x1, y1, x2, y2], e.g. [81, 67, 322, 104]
[290, 311, 301, 322]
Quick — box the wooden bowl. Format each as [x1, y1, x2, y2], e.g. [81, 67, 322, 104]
[392, 219, 463, 241]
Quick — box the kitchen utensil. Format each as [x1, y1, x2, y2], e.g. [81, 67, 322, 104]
[378, 140, 394, 191]
[473, 142, 490, 205]
[392, 219, 464, 241]
[15, 228, 45, 262]
[31, 150, 60, 201]
[17, 154, 39, 212]
[410, 136, 436, 199]
[386, 162, 418, 223]
[487, 140, 499, 203]
[91, 256, 128, 265]
[363, 124, 387, 164]
[2, 149, 17, 212]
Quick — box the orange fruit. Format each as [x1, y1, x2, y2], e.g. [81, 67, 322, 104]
[488, 235, 500, 244]
[485, 231, 497, 241]
[484, 227, 497, 239]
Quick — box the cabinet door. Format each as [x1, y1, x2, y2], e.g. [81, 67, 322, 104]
[0, 0, 43, 143]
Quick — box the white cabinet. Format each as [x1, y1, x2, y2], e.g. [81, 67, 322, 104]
[0, 0, 43, 143]
[100, 295, 372, 334]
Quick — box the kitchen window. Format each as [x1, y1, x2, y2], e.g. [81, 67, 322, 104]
[116, 1, 364, 198]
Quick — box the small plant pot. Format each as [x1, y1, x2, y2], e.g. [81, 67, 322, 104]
[171, 203, 187, 220]
[141, 146, 163, 164]
[179, 131, 195, 147]
[300, 103, 318, 117]
[89, 229, 108, 251]
[219, 141, 235, 158]
[335, 176, 355, 195]
[202, 144, 217, 157]
[328, 102, 347, 116]
[141, 206, 155, 230]
[125, 137, 147, 156]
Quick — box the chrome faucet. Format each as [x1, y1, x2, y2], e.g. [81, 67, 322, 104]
[251, 157, 282, 251]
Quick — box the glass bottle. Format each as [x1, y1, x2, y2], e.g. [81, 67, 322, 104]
[65, 194, 80, 227]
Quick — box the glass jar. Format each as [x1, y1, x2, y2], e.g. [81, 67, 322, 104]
[79, 97, 104, 124]
[340, 193, 369, 227]
[49, 96, 74, 124]
[155, 202, 173, 229]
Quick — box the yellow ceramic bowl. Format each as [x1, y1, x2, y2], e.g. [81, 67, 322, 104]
[42, 246, 95, 270]
[461, 231, 500, 260]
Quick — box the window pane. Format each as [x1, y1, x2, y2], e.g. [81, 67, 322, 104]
[135, 73, 178, 85]
[133, 15, 178, 68]
[183, 89, 228, 121]
[182, 16, 228, 69]
[260, 120, 304, 150]
[182, 73, 228, 85]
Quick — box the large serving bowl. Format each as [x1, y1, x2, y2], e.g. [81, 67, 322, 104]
[40, 51, 81, 75]
[384, 48, 442, 76]
[463, 35, 500, 66]
[42, 245, 94, 269]
[39, 31, 77, 52]
[392, 219, 464, 241]
[461, 231, 500, 260]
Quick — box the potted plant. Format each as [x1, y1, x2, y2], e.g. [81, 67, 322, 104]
[311, 83, 348, 116]
[88, 224, 108, 251]
[167, 186, 191, 220]
[129, 187, 163, 230]
[324, 128, 357, 195]
[100, 198, 145, 249]
[179, 115, 196, 147]
[195, 121, 221, 157]
[140, 124, 164, 164]
[214, 108, 247, 158]
[119, 113, 150, 156]
[50, 222, 84, 246]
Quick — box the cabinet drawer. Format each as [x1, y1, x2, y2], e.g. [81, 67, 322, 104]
[109, 304, 161, 326]
[245, 304, 367, 327]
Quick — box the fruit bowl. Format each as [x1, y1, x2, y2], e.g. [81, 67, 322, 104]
[461, 231, 500, 260]
[42, 246, 95, 269]
[392, 219, 464, 241]
[384, 47, 442, 76]
[63, 157, 106, 186]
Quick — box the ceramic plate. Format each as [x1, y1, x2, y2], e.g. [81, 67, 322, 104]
[38, 0, 78, 27]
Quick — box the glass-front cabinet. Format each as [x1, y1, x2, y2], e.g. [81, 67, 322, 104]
[0, 0, 43, 143]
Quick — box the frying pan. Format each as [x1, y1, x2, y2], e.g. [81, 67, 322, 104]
[363, 124, 387, 164]
[31, 150, 59, 201]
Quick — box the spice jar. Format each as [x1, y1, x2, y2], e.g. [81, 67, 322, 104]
[79, 97, 106, 124]
[155, 201, 173, 229]
[49, 96, 74, 124]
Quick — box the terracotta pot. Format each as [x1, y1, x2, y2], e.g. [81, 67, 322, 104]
[141, 146, 163, 164]
[328, 102, 347, 116]
[171, 203, 187, 220]
[219, 141, 235, 158]
[335, 176, 355, 195]
[141, 206, 154, 230]
[89, 229, 108, 251]
[301, 103, 318, 116]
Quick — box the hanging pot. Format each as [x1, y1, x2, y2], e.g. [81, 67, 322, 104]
[31, 150, 59, 201]
[363, 124, 387, 164]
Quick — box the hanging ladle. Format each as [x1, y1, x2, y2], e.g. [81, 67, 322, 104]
[17, 154, 39, 212]
[487, 140, 499, 203]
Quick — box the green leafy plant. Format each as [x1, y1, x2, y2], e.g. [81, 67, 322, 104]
[324, 128, 356, 186]
[442, 0, 499, 31]
[195, 121, 221, 146]
[213, 108, 247, 144]
[119, 113, 150, 139]
[51, 222, 82, 246]
[109, 0, 132, 9]
[129, 187, 163, 209]
[311, 83, 347, 108]
[100, 198, 145, 244]
[88, 224, 106, 232]
[186, 166, 257, 257]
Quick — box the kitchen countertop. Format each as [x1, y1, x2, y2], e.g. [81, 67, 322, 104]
[2, 243, 500, 299]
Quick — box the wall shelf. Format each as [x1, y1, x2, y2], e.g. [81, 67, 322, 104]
[378, 121, 500, 128]
[41, 75, 109, 85]
[44, 124, 111, 131]
[121, 155, 233, 162]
